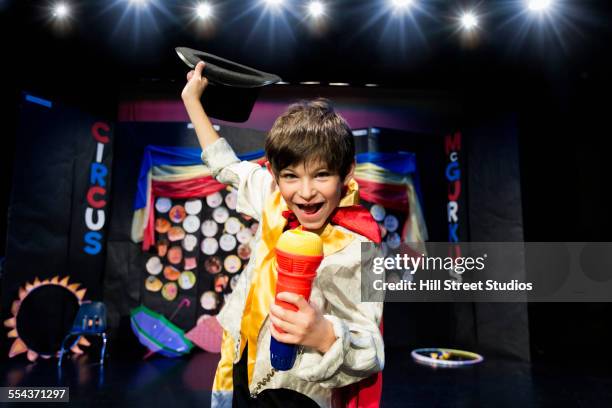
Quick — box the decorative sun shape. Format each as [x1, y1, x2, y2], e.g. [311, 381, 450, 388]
[4, 276, 88, 362]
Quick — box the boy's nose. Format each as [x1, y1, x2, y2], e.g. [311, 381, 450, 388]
[299, 180, 316, 200]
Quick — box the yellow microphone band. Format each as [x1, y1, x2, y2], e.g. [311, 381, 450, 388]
[276, 229, 323, 257]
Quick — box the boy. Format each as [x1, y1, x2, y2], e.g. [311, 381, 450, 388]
[182, 61, 384, 407]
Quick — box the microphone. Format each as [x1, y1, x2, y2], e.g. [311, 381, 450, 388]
[270, 229, 323, 371]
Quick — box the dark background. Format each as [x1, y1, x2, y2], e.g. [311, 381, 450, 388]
[1, 0, 611, 367]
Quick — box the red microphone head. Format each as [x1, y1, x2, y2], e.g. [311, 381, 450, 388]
[275, 229, 323, 276]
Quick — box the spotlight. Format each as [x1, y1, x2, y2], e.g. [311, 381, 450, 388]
[527, 0, 552, 12]
[130, 0, 147, 6]
[460, 11, 478, 31]
[390, 0, 413, 11]
[53, 2, 70, 18]
[196, 2, 213, 19]
[307, 1, 325, 18]
[262, 0, 285, 13]
[264, 0, 284, 7]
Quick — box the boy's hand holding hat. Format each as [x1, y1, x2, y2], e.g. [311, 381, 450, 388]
[176, 47, 282, 122]
[182, 61, 209, 103]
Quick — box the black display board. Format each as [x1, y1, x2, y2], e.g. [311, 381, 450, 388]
[2, 94, 113, 356]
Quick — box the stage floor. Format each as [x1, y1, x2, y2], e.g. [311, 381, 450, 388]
[1, 347, 611, 407]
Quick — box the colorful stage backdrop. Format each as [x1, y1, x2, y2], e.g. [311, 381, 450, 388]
[3, 94, 527, 362]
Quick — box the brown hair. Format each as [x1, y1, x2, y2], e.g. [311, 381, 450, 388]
[265, 98, 355, 179]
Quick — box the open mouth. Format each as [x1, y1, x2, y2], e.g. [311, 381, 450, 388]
[296, 202, 324, 215]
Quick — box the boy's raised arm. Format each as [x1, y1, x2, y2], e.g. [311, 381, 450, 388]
[181, 62, 273, 222]
[181, 61, 220, 150]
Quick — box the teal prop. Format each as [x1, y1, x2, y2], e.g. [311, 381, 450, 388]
[130, 305, 193, 358]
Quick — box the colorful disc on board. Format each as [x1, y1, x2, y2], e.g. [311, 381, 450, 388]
[370, 204, 386, 222]
[184, 257, 197, 271]
[219, 234, 236, 252]
[155, 218, 171, 234]
[237, 243, 252, 260]
[224, 217, 241, 235]
[225, 191, 238, 210]
[162, 282, 178, 301]
[157, 238, 169, 257]
[169, 205, 187, 223]
[182, 234, 198, 252]
[201, 237, 219, 255]
[205, 256, 222, 274]
[200, 291, 218, 310]
[146, 256, 163, 275]
[387, 232, 401, 249]
[236, 227, 253, 244]
[163, 265, 181, 281]
[183, 215, 200, 233]
[214, 275, 229, 293]
[145, 276, 163, 292]
[201, 220, 218, 237]
[155, 197, 172, 213]
[168, 226, 186, 242]
[213, 207, 229, 224]
[179, 271, 197, 290]
[384, 214, 399, 233]
[167, 246, 183, 265]
[223, 255, 242, 274]
[206, 192, 223, 208]
[185, 199, 202, 215]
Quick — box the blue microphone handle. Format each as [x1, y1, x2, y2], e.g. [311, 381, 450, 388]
[270, 336, 297, 371]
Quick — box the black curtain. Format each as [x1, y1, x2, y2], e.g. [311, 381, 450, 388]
[2, 95, 113, 355]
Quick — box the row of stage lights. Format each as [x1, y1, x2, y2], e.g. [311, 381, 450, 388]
[49, 0, 557, 32]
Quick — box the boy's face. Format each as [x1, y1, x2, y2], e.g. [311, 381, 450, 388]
[273, 160, 355, 231]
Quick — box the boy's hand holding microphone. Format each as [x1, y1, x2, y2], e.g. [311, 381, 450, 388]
[269, 230, 337, 370]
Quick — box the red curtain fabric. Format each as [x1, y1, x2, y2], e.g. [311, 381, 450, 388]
[355, 178, 410, 212]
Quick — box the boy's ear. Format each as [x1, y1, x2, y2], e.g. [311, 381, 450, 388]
[344, 161, 356, 184]
[265, 161, 279, 189]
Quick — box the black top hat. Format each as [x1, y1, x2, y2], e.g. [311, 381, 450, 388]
[176, 47, 282, 122]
